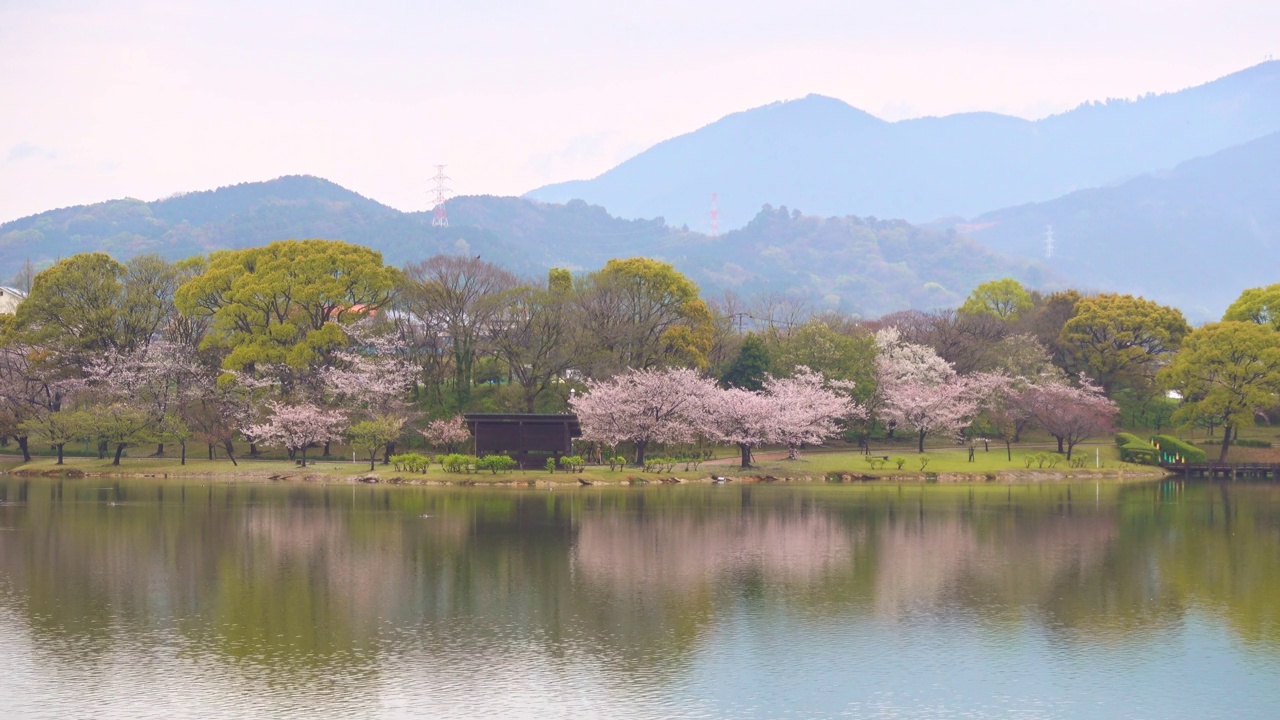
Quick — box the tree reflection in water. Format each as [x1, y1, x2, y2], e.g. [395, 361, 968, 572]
[0, 479, 1277, 715]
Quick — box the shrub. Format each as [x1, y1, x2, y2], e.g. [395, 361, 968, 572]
[606, 455, 627, 471]
[864, 456, 886, 470]
[1116, 433, 1158, 464]
[390, 453, 432, 473]
[476, 455, 517, 474]
[918, 455, 931, 471]
[1153, 435, 1206, 463]
[681, 455, 704, 471]
[1234, 438, 1273, 448]
[1115, 432, 1145, 447]
[441, 453, 477, 473]
[558, 455, 585, 473]
[643, 457, 677, 473]
[893, 457, 906, 470]
[545, 457, 556, 473]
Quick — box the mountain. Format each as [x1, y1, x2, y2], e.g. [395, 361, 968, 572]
[961, 131, 1280, 321]
[0, 175, 536, 275]
[525, 62, 1280, 231]
[0, 176, 1049, 318]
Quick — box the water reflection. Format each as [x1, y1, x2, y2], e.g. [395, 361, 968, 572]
[0, 479, 1278, 718]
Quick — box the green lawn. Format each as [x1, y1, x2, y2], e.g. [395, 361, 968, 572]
[1, 440, 1158, 485]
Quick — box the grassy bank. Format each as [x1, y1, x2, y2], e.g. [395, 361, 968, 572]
[0, 443, 1164, 485]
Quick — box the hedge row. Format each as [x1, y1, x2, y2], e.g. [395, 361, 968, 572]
[1153, 435, 1207, 463]
[1115, 433, 1156, 464]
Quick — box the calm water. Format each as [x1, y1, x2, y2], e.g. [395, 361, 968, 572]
[0, 478, 1277, 719]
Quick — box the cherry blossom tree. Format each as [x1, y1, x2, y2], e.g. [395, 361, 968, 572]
[325, 326, 417, 461]
[82, 341, 204, 460]
[705, 386, 777, 468]
[764, 366, 863, 460]
[420, 415, 472, 453]
[1017, 377, 1118, 459]
[876, 329, 990, 452]
[570, 367, 720, 466]
[246, 402, 346, 467]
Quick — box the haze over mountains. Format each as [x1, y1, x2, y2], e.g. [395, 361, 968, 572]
[4, 62, 1279, 321]
[526, 62, 1280, 233]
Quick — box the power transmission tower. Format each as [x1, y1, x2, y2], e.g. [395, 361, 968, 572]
[431, 165, 451, 227]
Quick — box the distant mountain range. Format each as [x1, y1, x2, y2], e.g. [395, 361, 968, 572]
[961, 131, 1280, 319]
[525, 62, 1280, 232]
[0, 176, 1047, 318]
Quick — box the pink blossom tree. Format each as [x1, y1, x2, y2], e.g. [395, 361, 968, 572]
[764, 366, 863, 460]
[704, 387, 778, 468]
[876, 329, 991, 452]
[1017, 377, 1118, 459]
[325, 327, 418, 461]
[420, 415, 472, 453]
[570, 367, 720, 466]
[246, 401, 346, 467]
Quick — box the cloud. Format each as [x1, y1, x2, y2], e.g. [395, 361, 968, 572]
[6, 142, 57, 163]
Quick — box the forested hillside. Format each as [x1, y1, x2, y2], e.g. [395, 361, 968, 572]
[1, 176, 1050, 316]
[0, 176, 535, 277]
[526, 62, 1280, 230]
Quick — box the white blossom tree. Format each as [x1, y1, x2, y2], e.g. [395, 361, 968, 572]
[876, 328, 989, 452]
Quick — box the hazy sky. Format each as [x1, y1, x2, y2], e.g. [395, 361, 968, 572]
[2, 0, 1278, 223]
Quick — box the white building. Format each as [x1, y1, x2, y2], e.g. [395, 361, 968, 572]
[0, 286, 27, 315]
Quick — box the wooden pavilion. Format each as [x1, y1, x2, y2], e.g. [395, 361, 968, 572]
[463, 414, 581, 469]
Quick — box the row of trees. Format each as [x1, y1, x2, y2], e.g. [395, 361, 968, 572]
[4, 238, 1277, 468]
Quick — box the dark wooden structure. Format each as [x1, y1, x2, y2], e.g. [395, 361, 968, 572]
[1160, 462, 1280, 479]
[464, 414, 581, 469]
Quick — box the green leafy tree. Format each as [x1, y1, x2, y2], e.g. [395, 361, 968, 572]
[575, 257, 714, 376]
[1059, 293, 1189, 394]
[1160, 322, 1280, 463]
[175, 240, 397, 374]
[349, 415, 406, 471]
[959, 278, 1033, 320]
[18, 408, 86, 465]
[1223, 284, 1280, 330]
[720, 334, 770, 391]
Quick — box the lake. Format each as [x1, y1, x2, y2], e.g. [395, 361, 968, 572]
[0, 478, 1277, 719]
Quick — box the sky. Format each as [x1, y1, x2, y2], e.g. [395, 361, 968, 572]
[1, 0, 1278, 223]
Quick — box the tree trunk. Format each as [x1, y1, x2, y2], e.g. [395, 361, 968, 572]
[739, 443, 752, 469]
[113, 443, 125, 466]
[156, 443, 164, 456]
[55, 443, 64, 465]
[180, 440, 186, 466]
[384, 441, 396, 464]
[17, 435, 30, 462]
[1005, 439, 1012, 462]
[369, 454, 376, 471]
[1219, 425, 1233, 463]
[1055, 435, 1064, 453]
[208, 443, 215, 461]
[323, 441, 331, 458]
[98, 440, 107, 460]
[635, 440, 648, 467]
[918, 428, 926, 454]
[250, 442, 258, 456]
[299, 446, 307, 468]
[1065, 441, 1074, 460]
[223, 439, 238, 466]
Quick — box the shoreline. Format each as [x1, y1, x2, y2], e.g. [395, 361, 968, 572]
[1, 456, 1172, 486]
